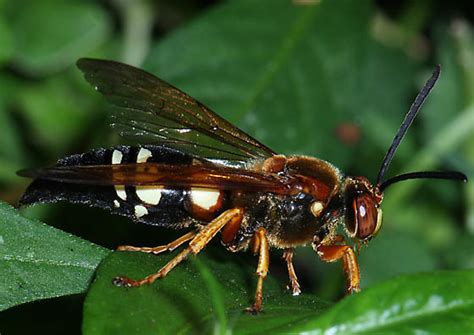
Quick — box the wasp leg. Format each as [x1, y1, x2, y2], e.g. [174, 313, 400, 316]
[283, 248, 301, 296]
[116, 231, 196, 255]
[113, 208, 243, 287]
[315, 241, 360, 294]
[245, 227, 269, 314]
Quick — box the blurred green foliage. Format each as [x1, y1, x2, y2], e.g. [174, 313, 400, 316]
[0, 0, 473, 333]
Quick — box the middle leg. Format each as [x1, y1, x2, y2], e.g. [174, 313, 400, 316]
[246, 227, 270, 314]
[283, 248, 301, 296]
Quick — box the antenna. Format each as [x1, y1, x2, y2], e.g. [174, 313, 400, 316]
[379, 171, 467, 191]
[376, 65, 441, 186]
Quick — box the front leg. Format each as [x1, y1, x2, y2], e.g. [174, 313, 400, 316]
[313, 236, 360, 294]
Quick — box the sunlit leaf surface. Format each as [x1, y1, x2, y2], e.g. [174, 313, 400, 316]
[0, 202, 109, 311]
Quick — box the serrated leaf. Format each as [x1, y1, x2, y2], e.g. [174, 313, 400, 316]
[0, 202, 110, 311]
[83, 251, 331, 335]
[9, 0, 111, 75]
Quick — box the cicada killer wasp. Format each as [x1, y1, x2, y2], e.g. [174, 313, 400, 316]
[18, 59, 467, 313]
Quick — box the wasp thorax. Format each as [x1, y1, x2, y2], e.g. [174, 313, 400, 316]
[344, 177, 383, 240]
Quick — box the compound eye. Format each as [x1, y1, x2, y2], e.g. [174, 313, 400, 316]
[355, 194, 378, 239]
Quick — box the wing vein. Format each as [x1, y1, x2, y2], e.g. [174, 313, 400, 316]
[77, 58, 276, 164]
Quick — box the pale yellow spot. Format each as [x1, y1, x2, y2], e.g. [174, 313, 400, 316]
[190, 188, 220, 210]
[112, 150, 123, 164]
[112, 150, 126, 200]
[136, 186, 163, 205]
[374, 208, 383, 236]
[137, 148, 152, 163]
[114, 186, 126, 200]
[113, 200, 120, 208]
[134, 205, 148, 218]
[310, 201, 324, 217]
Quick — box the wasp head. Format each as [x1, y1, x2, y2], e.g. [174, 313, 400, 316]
[340, 65, 466, 242]
[343, 177, 383, 241]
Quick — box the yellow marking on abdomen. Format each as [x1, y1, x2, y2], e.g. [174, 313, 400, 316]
[190, 188, 221, 210]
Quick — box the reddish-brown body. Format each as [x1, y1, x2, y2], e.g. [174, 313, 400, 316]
[219, 155, 343, 251]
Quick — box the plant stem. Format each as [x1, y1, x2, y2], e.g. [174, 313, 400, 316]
[114, 0, 154, 67]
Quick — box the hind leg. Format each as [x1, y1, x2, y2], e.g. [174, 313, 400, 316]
[114, 208, 243, 287]
[117, 231, 196, 255]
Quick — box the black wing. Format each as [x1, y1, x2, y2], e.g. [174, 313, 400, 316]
[76, 58, 276, 164]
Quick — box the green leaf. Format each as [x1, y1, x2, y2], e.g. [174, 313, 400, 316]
[295, 269, 474, 334]
[0, 73, 25, 182]
[1, 0, 470, 333]
[83, 252, 474, 334]
[83, 251, 331, 335]
[423, 23, 474, 236]
[358, 229, 437, 287]
[382, 23, 474, 235]
[17, 72, 97, 154]
[0, 15, 13, 65]
[0, 202, 109, 311]
[144, 0, 416, 170]
[9, 0, 111, 75]
[76, 1, 471, 332]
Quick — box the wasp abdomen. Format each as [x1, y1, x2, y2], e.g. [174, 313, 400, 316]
[19, 146, 224, 229]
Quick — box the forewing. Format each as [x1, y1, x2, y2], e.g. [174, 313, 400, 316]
[76, 58, 276, 163]
[18, 163, 300, 195]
